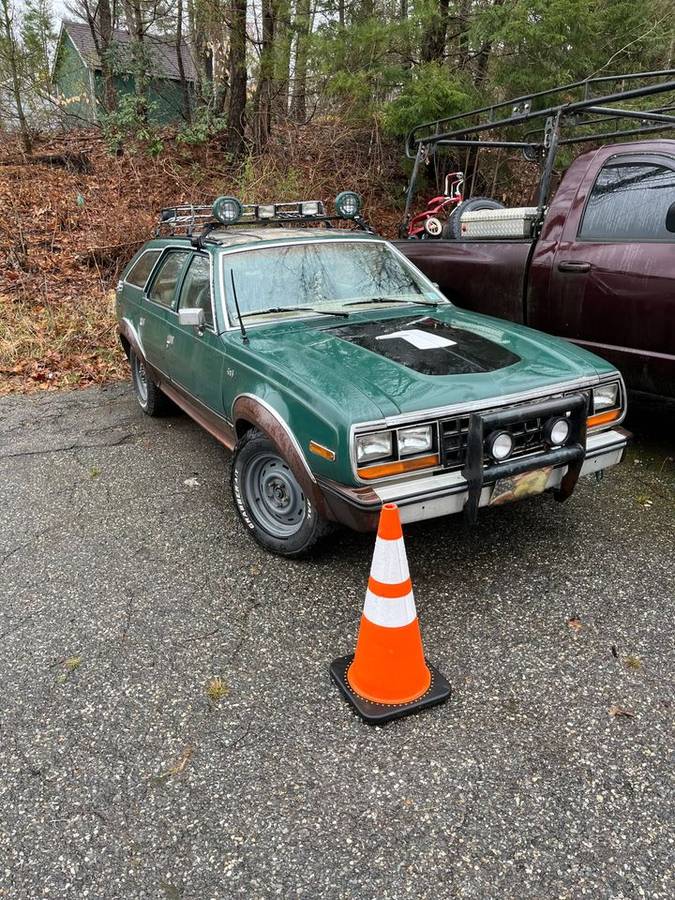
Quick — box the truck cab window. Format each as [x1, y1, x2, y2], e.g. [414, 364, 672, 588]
[580, 161, 675, 241]
[178, 255, 213, 328]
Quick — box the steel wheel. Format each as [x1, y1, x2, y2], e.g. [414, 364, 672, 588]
[244, 452, 307, 538]
[132, 353, 149, 406]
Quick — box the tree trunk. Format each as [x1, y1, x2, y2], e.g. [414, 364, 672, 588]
[275, 0, 292, 118]
[290, 0, 310, 123]
[1, 0, 32, 153]
[457, 0, 470, 70]
[175, 0, 192, 121]
[187, 0, 214, 105]
[99, 0, 117, 112]
[253, 0, 276, 151]
[420, 0, 450, 65]
[226, 0, 247, 157]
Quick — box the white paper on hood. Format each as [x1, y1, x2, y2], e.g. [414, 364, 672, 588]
[376, 328, 457, 350]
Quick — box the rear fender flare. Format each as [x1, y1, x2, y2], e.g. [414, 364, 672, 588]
[118, 318, 144, 361]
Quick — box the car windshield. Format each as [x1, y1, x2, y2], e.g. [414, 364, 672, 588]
[222, 240, 444, 321]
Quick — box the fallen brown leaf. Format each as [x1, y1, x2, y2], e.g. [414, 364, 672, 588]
[608, 704, 635, 718]
[567, 617, 583, 632]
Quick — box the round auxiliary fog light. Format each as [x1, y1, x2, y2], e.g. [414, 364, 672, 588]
[335, 190, 362, 219]
[212, 195, 243, 224]
[545, 416, 571, 447]
[487, 431, 514, 462]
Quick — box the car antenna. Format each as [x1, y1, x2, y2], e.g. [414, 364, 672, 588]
[230, 269, 249, 344]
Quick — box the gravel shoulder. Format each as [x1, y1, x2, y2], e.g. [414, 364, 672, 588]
[0, 385, 673, 899]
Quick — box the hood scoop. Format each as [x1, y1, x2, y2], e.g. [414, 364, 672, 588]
[324, 316, 520, 376]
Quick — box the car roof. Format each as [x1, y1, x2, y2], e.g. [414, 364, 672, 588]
[148, 227, 384, 253]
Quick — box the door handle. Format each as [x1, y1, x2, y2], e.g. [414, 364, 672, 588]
[558, 261, 591, 273]
[166, 335, 174, 346]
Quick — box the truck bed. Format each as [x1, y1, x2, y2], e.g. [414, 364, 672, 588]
[394, 239, 532, 324]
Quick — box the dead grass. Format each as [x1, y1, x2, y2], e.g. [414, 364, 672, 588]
[0, 121, 403, 394]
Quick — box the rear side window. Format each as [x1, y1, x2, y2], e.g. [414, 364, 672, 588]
[178, 255, 213, 328]
[125, 250, 160, 288]
[580, 161, 675, 241]
[148, 250, 190, 307]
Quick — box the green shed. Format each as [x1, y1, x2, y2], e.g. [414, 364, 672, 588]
[52, 20, 197, 126]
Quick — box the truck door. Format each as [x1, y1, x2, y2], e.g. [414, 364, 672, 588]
[545, 153, 675, 395]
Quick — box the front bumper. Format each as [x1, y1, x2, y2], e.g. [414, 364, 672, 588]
[318, 426, 630, 531]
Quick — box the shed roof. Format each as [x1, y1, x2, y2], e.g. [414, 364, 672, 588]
[62, 20, 197, 82]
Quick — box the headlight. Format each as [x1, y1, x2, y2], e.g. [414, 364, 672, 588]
[398, 425, 433, 457]
[593, 382, 619, 412]
[356, 431, 392, 464]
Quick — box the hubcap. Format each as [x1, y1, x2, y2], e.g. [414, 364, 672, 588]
[244, 453, 306, 538]
[133, 355, 148, 405]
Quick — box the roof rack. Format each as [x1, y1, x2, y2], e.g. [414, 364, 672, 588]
[401, 69, 675, 233]
[157, 193, 374, 244]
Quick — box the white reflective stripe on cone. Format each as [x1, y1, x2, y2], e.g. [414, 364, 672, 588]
[369, 536, 410, 585]
[363, 588, 417, 629]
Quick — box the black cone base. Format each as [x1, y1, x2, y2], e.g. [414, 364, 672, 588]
[330, 654, 451, 725]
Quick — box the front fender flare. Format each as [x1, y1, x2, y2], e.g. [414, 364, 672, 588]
[232, 394, 332, 519]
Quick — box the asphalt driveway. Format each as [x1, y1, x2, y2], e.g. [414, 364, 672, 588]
[0, 385, 673, 899]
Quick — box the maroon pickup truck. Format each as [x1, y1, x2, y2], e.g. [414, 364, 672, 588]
[396, 139, 675, 401]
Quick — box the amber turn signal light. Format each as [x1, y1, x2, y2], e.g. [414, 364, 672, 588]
[309, 441, 336, 461]
[357, 453, 439, 480]
[587, 408, 621, 428]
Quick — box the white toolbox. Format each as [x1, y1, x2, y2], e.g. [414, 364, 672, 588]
[459, 206, 539, 239]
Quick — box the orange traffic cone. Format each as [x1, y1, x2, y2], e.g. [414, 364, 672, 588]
[330, 503, 451, 724]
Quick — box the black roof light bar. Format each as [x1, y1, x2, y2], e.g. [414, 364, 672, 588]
[157, 192, 374, 244]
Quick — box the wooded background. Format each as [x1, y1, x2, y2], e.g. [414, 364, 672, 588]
[1, 1, 674, 156]
[1, 1, 674, 394]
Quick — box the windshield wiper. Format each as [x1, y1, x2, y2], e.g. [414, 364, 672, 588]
[343, 297, 439, 308]
[243, 306, 348, 319]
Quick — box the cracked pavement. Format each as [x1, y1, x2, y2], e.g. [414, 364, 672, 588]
[0, 384, 673, 899]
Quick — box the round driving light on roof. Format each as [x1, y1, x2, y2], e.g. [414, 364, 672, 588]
[212, 195, 243, 224]
[335, 191, 362, 219]
[487, 431, 513, 462]
[545, 416, 571, 447]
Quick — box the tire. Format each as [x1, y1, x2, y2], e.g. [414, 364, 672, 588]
[445, 197, 505, 239]
[231, 428, 332, 557]
[130, 349, 172, 417]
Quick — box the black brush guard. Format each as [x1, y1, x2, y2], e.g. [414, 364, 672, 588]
[461, 393, 588, 522]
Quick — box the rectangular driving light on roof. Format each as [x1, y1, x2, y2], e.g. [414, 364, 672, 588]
[301, 201, 322, 216]
[258, 204, 276, 219]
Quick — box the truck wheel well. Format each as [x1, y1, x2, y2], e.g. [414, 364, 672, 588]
[119, 334, 131, 360]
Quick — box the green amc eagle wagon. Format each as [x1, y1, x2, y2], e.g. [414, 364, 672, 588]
[116, 193, 630, 556]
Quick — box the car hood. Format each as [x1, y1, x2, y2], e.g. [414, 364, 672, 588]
[243, 305, 613, 420]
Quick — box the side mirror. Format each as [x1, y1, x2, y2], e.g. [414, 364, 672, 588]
[666, 201, 675, 233]
[178, 307, 205, 329]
